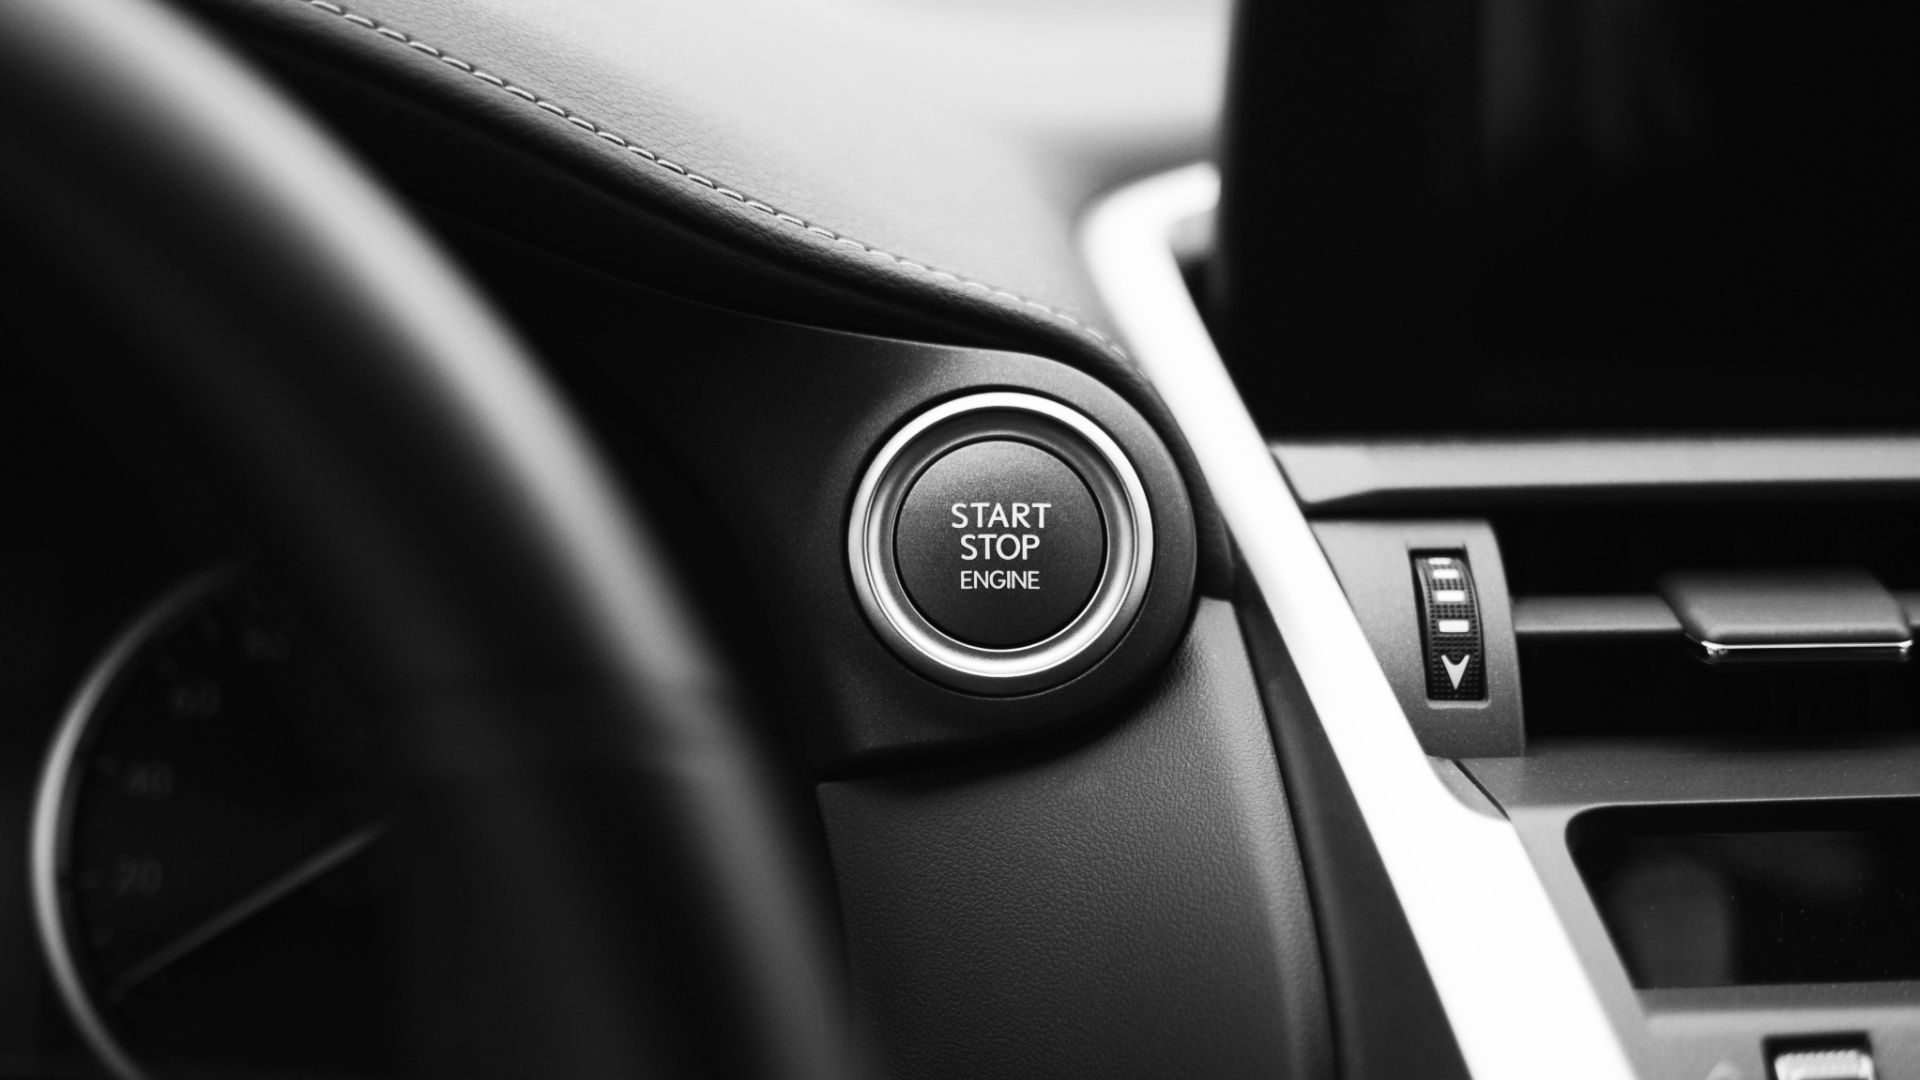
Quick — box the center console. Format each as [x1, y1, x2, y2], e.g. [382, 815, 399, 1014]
[1172, 4, 1920, 1078]
[1297, 441, 1920, 1079]
[1090, 4, 1918, 1076]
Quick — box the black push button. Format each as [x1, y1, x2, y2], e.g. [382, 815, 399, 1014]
[1414, 553, 1486, 701]
[895, 440, 1106, 648]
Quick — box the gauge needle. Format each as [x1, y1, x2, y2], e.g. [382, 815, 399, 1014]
[111, 822, 389, 999]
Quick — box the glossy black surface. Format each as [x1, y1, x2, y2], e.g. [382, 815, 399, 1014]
[1219, 1, 1920, 433]
[1470, 745, 1920, 1077]
[1574, 801, 1920, 989]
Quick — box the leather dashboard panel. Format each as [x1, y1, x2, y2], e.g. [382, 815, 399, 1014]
[179, 0, 1225, 385]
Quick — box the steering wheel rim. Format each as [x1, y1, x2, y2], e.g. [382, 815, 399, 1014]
[0, 0, 850, 1076]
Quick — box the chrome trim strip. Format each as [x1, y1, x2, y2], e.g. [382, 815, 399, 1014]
[1694, 638, 1912, 664]
[1083, 164, 1637, 1080]
[847, 391, 1154, 694]
[30, 569, 237, 1080]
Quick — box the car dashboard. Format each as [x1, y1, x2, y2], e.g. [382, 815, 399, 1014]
[1, 1, 1916, 1079]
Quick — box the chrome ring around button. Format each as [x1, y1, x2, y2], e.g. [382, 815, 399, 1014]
[848, 392, 1155, 695]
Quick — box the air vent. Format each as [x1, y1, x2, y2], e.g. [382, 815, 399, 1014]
[1496, 498, 1920, 741]
[1304, 446, 1920, 749]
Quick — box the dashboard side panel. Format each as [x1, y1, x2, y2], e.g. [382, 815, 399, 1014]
[428, 221, 1227, 768]
[1236, 589, 1472, 1080]
[819, 599, 1330, 1080]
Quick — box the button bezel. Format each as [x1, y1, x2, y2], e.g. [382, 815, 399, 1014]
[849, 392, 1154, 695]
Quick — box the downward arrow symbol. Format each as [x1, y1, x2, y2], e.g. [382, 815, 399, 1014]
[1441, 654, 1472, 689]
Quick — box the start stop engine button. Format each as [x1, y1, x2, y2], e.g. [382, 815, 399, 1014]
[894, 441, 1106, 648]
[848, 392, 1155, 695]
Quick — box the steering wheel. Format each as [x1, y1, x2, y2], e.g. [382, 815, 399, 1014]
[0, 0, 851, 1076]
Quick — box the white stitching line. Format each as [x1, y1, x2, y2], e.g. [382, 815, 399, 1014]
[300, 0, 1127, 358]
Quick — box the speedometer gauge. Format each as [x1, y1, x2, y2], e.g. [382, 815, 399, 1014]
[31, 570, 399, 1079]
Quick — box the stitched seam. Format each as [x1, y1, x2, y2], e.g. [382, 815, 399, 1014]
[299, 0, 1127, 358]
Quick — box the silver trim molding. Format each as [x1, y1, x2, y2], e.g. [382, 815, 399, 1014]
[1694, 638, 1913, 665]
[1083, 164, 1638, 1079]
[847, 392, 1154, 694]
[1275, 435, 1920, 512]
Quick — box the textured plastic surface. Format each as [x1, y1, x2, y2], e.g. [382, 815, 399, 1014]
[1236, 594, 1471, 1080]
[1511, 596, 1683, 641]
[820, 601, 1331, 1080]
